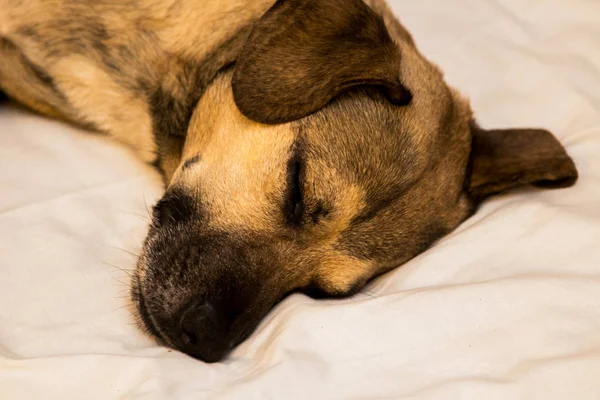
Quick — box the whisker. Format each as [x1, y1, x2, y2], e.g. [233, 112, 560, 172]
[113, 304, 133, 311]
[106, 245, 140, 258]
[120, 211, 152, 224]
[142, 191, 154, 220]
[102, 260, 133, 277]
[112, 276, 130, 287]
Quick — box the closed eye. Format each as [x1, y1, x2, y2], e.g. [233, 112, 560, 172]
[284, 150, 304, 225]
[283, 146, 333, 227]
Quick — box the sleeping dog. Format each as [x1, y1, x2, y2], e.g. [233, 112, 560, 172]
[0, 0, 578, 362]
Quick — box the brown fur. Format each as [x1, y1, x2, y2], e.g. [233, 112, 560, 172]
[0, 0, 578, 362]
[232, 0, 412, 123]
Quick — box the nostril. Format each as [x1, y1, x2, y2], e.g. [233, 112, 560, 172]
[180, 330, 196, 345]
[179, 301, 216, 344]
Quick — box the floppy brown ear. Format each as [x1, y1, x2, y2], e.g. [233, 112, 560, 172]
[232, 0, 411, 124]
[467, 124, 578, 200]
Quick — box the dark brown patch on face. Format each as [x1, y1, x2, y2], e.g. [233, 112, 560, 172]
[182, 155, 200, 170]
[152, 189, 198, 227]
[133, 222, 299, 362]
[232, 0, 412, 124]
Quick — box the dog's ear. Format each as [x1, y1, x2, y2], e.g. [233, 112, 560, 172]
[467, 124, 578, 200]
[232, 0, 411, 124]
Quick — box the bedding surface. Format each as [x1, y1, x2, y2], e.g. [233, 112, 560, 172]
[1, 0, 600, 399]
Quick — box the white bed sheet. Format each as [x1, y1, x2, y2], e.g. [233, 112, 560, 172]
[1, 0, 600, 399]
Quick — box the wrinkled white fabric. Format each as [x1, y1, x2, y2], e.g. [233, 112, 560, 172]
[1, 0, 599, 398]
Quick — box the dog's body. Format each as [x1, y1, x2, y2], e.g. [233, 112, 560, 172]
[0, 0, 275, 176]
[0, 0, 578, 362]
[0, 0, 413, 176]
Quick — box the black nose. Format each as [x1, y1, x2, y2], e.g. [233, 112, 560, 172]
[172, 298, 232, 363]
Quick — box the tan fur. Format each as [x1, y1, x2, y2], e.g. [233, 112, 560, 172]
[0, 0, 276, 164]
[315, 253, 372, 293]
[0, 38, 67, 120]
[52, 56, 158, 162]
[180, 74, 296, 231]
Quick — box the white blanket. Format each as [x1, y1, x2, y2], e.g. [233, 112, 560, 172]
[1, 0, 599, 398]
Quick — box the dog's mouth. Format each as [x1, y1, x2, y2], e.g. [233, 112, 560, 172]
[133, 276, 168, 346]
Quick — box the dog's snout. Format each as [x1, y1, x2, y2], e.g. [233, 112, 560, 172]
[170, 298, 232, 363]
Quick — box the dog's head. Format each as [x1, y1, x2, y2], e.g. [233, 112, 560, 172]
[132, 0, 577, 362]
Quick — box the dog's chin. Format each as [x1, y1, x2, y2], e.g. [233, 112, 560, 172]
[131, 276, 169, 347]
